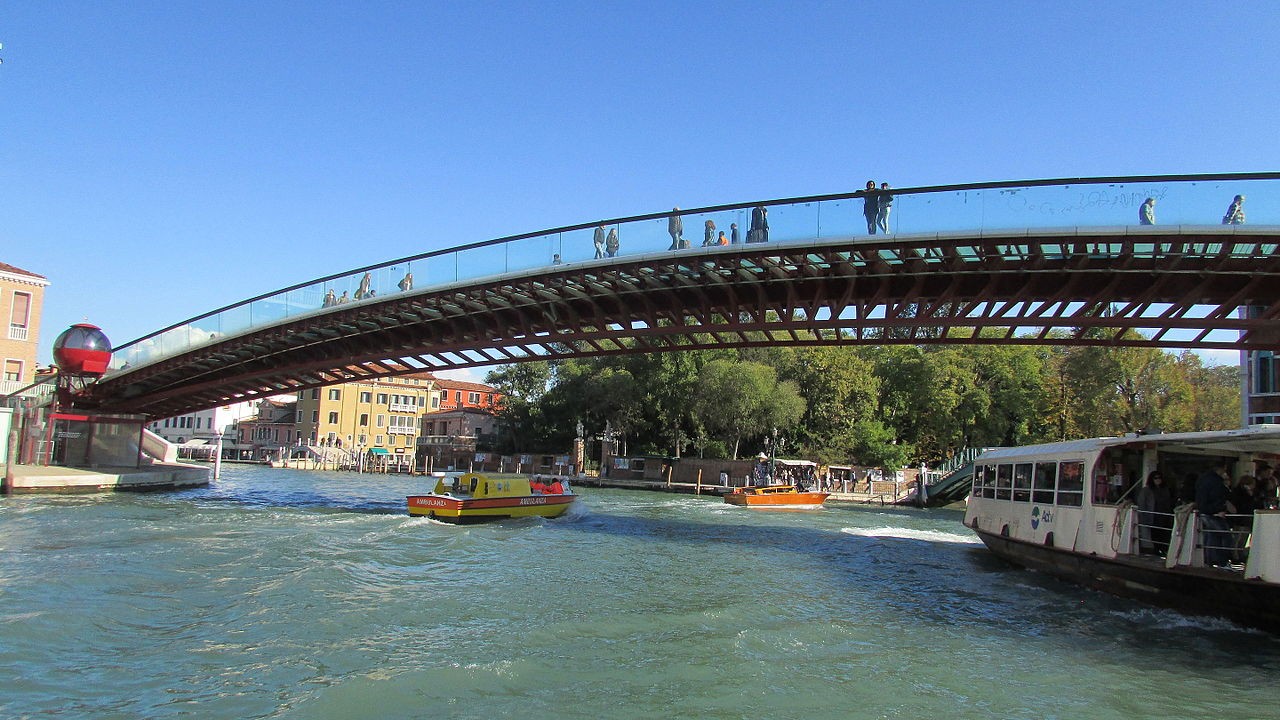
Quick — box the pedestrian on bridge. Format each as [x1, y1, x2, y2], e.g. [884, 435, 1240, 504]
[1223, 195, 1246, 225]
[876, 182, 894, 233]
[668, 209, 684, 250]
[606, 227, 620, 257]
[749, 205, 768, 242]
[704, 219, 716, 246]
[863, 180, 879, 234]
[594, 225, 607, 258]
[1139, 197, 1156, 225]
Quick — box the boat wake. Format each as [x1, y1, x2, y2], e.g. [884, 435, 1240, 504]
[1108, 607, 1263, 634]
[841, 526, 981, 545]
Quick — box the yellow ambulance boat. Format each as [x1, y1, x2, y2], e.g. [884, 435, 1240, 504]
[407, 472, 577, 524]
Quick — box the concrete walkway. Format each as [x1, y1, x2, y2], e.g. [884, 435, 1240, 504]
[3, 462, 210, 494]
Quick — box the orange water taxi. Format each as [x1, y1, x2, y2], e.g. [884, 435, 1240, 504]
[407, 472, 576, 524]
[723, 484, 830, 509]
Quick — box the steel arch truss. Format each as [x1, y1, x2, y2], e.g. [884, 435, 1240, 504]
[91, 228, 1280, 417]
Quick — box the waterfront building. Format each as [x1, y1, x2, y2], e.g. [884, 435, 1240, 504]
[416, 407, 500, 471]
[1244, 307, 1279, 425]
[146, 401, 260, 459]
[0, 261, 50, 393]
[234, 398, 300, 461]
[295, 372, 442, 457]
[432, 375, 502, 412]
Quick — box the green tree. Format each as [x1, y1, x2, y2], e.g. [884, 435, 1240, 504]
[485, 361, 553, 453]
[692, 359, 805, 459]
[775, 346, 881, 462]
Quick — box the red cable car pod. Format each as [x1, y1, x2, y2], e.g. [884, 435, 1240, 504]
[52, 323, 113, 378]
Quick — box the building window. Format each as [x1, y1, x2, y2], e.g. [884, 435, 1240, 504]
[328, 389, 341, 401]
[376, 435, 384, 445]
[8, 291, 31, 340]
[1256, 351, 1277, 395]
[431, 397, 440, 409]
[359, 413, 369, 426]
[328, 411, 339, 424]
[312, 411, 319, 423]
[376, 414, 384, 427]
[360, 391, 372, 403]
[468, 392, 480, 404]
[311, 389, 320, 400]
[377, 393, 388, 404]
[3, 359, 21, 382]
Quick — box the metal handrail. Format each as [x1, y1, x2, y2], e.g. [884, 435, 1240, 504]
[111, 171, 1280, 354]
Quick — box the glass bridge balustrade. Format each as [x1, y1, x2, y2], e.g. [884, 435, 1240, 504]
[107, 175, 1280, 373]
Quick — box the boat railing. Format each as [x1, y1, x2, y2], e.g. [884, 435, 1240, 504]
[1129, 508, 1256, 572]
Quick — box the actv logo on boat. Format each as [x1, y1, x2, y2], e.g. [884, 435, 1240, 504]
[1031, 506, 1054, 529]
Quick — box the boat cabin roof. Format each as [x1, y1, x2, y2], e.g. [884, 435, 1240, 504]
[976, 425, 1280, 464]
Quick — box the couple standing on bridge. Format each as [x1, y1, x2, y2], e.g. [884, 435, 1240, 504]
[863, 180, 894, 235]
[592, 225, 621, 258]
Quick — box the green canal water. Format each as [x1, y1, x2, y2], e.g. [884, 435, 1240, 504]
[2, 465, 1277, 719]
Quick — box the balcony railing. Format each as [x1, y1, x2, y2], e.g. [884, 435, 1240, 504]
[104, 172, 1280, 373]
[416, 434, 478, 446]
[8, 324, 28, 341]
[1, 378, 54, 401]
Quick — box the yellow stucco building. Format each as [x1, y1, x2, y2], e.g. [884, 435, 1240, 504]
[295, 371, 442, 454]
[1, 262, 50, 391]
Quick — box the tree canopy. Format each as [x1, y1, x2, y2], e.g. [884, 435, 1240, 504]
[485, 338, 1242, 468]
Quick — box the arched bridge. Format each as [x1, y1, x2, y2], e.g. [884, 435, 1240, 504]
[86, 173, 1280, 418]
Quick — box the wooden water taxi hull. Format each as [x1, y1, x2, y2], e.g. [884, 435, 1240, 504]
[974, 527, 1280, 634]
[407, 493, 576, 524]
[723, 489, 829, 509]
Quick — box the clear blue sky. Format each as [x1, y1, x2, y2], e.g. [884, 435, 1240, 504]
[3, 2, 1277, 370]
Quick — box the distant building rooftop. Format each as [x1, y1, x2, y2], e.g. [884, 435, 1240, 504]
[0, 261, 50, 284]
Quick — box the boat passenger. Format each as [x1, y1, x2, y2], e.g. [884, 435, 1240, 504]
[1195, 461, 1235, 567]
[1256, 463, 1279, 510]
[530, 476, 547, 494]
[1136, 471, 1174, 556]
[1231, 475, 1259, 560]
[547, 478, 564, 494]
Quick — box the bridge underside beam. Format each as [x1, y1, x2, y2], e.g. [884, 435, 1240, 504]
[92, 229, 1280, 417]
